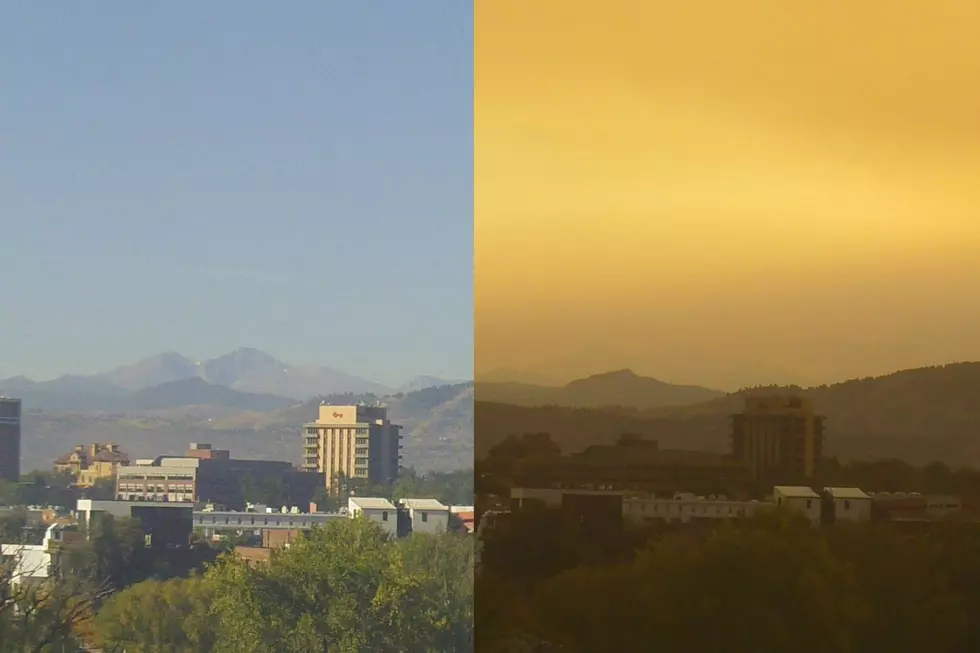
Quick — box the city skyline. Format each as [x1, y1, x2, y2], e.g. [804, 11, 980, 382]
[0, 3, 473, 387]
[475, 0, 980, 390]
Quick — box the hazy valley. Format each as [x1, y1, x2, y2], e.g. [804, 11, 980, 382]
[476, 362, 980, 469]
[10, 352, 980, 475]
[2, 348, 472, 473]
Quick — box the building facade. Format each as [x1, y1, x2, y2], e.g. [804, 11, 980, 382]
[54, 443, 130, 487]
[0, 397, 21, 482]
[624, 492, 770, 524]
[76, 499, 194, 548]
[773, 485, 822, 525]
[348, 497, 398, 538]
[823, 487, 872, 523]
[398, 498, 451, 535]
[514, 435, 753, 497]
[730, 396, 825, 481]
[116, 458, 198, 503]
[303, 404, 402, 491]
[115, 449, 321, 511]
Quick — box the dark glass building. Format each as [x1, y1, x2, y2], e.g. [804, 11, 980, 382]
[0, 397, 22, 482]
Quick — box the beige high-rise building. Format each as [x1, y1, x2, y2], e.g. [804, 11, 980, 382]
[302, 404, 402, 491]
[730, 396, 825, 481]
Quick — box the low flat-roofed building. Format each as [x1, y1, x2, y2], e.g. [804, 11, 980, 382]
[235, 546, 272, 568]
[0, 524, 82, 590]
[773, 486, 822, 525]
[116, 448, 323, 510]
[192, 509, 344, 533]
[824, 487, 872, 523]
[624, 494, 771, 524]
[348, 497, 398, 537]
[510, 487, 625, 534]
[515, 435, 752, 496]
[77, 499, 194, 548]
[451, 511, 475, 534]
[399, 498, 450, 535]
[870, 491, 965, 522]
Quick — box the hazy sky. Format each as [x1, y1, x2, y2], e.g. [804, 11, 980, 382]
[476, 0, 980, 390]
[0, 2, 472, 386]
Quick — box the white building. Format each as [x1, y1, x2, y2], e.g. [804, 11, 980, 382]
[399, 498, 450, 535]
[824, 487, 872, 523]
[348, 497, 398, 538]
[0, 524, 75, 590]
[624, 493, 771, 524]
[773, 486, 822, 525]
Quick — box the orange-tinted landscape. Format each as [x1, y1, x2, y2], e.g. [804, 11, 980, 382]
[476, 0, 980, 390]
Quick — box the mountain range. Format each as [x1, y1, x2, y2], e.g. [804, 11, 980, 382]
[12, 353, 980, 475]
[475, 361, 980, 469]
[476, 369, 724, 410]
[0, 348, 462, 410]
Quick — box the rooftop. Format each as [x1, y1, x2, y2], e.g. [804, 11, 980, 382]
[349, 497, 396, 511]
[400, 498, 448, 511]
[825, 487, 871, 500]
[773, 486, 820, 499]
[77, 499, 196, 512]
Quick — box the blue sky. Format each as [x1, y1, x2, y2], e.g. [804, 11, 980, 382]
[0, 3, 472, 387]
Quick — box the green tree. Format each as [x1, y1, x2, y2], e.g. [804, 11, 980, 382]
[203, 516, 473, 653]
[62, 515, 148, 590]
[92, 575, 216, 653]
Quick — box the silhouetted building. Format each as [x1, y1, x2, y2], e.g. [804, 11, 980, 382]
[0, 397, 21, 482]
[514, 434, 752, 496]
[730, 396, 824, 481]
[510, 487, 625, 536]
[302, 404, 402, 491]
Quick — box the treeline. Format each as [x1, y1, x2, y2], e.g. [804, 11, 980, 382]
[477, 504, 980, 652]
[0, 513, 472, 652]
[91, 518, 472, 652]
[0, 470, 116, 510]
[0, 510, 218, 651]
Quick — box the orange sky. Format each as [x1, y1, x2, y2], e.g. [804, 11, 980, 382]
[475, 0, 980, 390]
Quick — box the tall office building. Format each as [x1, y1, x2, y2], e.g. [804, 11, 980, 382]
[730, 395, 824, 481]
[0, 397, 22, 482]
[302, 404, 402, 491]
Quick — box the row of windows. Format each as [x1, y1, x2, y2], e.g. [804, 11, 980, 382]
[117, 493, 193, 502]
[195, 515, 338, 527]
[306, 427, 369, 436]
[119, 474, 194, 482]
[627, 502, 753, 517]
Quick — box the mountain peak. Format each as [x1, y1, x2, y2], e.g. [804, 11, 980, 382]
[95, 352, 198, 391]
[223, 347, 278, 361]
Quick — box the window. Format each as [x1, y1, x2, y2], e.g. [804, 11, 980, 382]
[844, 500, 851, 510]
[806, 500, 812, 509]
[382, 511, 388, 521]
[421, 512, 428, 523]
